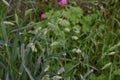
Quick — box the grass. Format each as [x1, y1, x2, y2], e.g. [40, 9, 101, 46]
[0, 0, 120, 80]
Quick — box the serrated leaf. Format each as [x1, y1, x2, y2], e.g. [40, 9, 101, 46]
[62, 11, 71, 19]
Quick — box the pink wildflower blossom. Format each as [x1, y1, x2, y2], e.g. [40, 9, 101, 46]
[58, 0, 67, 5]
[40, 13, 45, 19]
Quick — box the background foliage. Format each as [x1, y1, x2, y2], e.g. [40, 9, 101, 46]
[0, 0, 120, 80]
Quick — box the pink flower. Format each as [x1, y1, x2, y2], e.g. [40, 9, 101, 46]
[58, 0, 67, 5]
[40, 13, 45, 19]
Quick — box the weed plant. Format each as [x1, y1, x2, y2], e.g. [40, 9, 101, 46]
[0, 0, 120, 80]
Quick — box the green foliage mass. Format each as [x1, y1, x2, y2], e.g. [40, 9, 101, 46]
[0, 0, 120, 80]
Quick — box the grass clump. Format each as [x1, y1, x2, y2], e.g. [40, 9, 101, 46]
[0, 0, 120, 80]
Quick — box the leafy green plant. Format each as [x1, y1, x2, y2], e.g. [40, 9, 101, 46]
[0, 0, 120, 80]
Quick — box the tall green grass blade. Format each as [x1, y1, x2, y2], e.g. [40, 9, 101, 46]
[1, 23, 11, 65]
[11, 33, 18, 65]
[2, 0, 10, 7]
[21, 44, 35, 80]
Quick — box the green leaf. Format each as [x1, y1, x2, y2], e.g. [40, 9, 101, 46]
[52, 75, 62, 80]
[41, 75, 50, 80]
[25, 9, 33, 16]
[113, 69, 120, 80]
[90, 74, 107, 80]
[114, 69, 120, 75]
[21, 44, 35, 80]
[2, 0, 10, 7]
[101, 62, 112, 70]
[15, 13, 19, 24]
